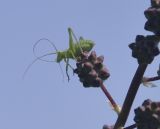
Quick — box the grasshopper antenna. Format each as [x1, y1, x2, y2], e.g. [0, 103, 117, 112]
[33, 38, 58, 62]
[23, 38, 65, 81]
[22, 53, 56, 79]
[32, 38, 65, 81]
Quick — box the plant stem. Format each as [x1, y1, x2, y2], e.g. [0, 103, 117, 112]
[100, 82, 117, 109]
[145, 76, 160, 82]
[113, 64, 148, 129]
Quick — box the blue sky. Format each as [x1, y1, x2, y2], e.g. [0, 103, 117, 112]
[0, 0, 160, 129]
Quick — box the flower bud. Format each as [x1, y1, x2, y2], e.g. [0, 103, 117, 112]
[97, 56, 104, 63]
[94, 62, 103, 70]
[151, 0, 160, 8]
[99, 67, 110, 80]
[88, 69, 98, 78]
[83, 62, 93, 73]
[142, 99, 152, 106]
[88, 51, 97, 62]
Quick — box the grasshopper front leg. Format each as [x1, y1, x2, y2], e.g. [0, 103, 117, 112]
[64, 50, 76, 81]
[65, 57, 70, 81]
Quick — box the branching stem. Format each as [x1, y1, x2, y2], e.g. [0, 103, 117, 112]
[113, 64, 148, 129]
[145, 76, 160, 82]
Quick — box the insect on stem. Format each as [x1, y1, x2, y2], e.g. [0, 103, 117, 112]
[24, 28, 95, 81]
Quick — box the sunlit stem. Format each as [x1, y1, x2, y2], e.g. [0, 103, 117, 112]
[100, 82, 120, 114]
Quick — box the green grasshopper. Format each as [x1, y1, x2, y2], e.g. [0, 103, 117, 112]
[23, 28, 95, 81]
[56, 28, 95, 80]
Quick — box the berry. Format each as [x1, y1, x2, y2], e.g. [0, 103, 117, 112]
[83, 62, 93, 73]
[98, 67, 110, 80]
[88, 69, 98, 78]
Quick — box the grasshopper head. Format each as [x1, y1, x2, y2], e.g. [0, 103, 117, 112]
[80, 40, 95, 52]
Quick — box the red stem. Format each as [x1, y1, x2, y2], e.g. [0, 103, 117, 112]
[145, 76, 160, 82]
[100, 82, 117, 108]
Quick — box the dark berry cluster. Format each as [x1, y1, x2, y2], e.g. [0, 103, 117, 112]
[129, 0, 160, 64]
[134, 99, 160, 129]
[145, 0, 160, 35]
[129, 35, 160, 64]
[74, 51, 110, 88]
